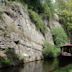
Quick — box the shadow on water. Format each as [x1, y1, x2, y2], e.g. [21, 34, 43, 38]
[1, 57, 72, 72]
[0, 65, 24, 72]
[54, 56, 72, 72]
[0, 59, 58, 72]
[58, 56, 72, 67]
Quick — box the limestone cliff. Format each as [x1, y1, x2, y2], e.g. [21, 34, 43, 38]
[0, 1, 68, 64]
[0, 2, 54, 63]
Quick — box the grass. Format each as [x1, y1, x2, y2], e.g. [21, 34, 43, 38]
[43, 41, 60, 59]
[51, 27, 69, 47]
[0, 59, 11, 65]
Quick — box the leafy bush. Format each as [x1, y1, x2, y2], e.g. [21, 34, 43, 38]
[52, 27, 68, 47]
[41, 0, 55, 18]
[0, 48, 23, 66]
[28, 9, 47, 35]
[56, 0, 72, 43]
[9, 0, 54, 19]
[7, 0, 55, 21]
[0, 59, 11, 65]
[66, 22, 72, 32]
[24, 0, 43, 12]
[41, 3, 51, 19]
[43, 41, 60, 59]
[5, 48, 19, 62]
[8, 0, 42, 12]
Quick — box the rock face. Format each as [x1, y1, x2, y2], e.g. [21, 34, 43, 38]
[45, 28, 54, 45]
[49, 13, 64, 30]
[0, 2, 54, 63]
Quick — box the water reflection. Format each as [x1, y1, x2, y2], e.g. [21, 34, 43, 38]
[0, 66, 23, 72]
[54, 64, 72, 72]
[0, 59, 58, 72]
[21, 61, 43, 72]
[0, 59, 72, 72]
[42, 59, 59, 72]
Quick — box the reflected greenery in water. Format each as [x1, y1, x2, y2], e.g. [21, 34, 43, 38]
[54, 64, 72, 72]
[43, 59, 59, 72]
[0, 59, 72, 72]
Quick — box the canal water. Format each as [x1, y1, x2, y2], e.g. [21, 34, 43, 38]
[0, 58, 72, 72]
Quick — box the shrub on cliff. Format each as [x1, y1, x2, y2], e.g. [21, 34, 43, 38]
[0, 48, 24, 66]
[28, 9, 47, 35]
[43, 41, 60, 59]
[0, 58, 11, 65]
[52, 27, 69, 47]
[5, 48, 20, 63]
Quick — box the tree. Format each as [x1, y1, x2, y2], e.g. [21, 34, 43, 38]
[55, 0, 72, 43]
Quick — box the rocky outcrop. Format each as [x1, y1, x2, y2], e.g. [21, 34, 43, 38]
[45, 28, 54, 45]
[49, 14, 62, 29]
[0, 2, 54, 63]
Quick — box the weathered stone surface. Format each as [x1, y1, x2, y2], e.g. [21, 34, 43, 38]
[0, 2, 55, 63]
[49, 14, 61, 29]
[0, 2, 44, 63]
[49, 19, 62, 29]
[45, 28, 54, 45]
[0, 51, 6, 58]
[44, 18, 54, 45]
[53, 14, 59, 21]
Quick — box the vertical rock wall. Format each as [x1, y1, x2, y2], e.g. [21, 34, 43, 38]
[0, 2, 55, 62]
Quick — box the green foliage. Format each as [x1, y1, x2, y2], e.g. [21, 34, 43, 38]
[8, 0, 42, 12]
[45, 0, 55, 17]
[54, 64, 72, 72]
[5, 48, 19, 62]
[59, 11, 72, 42]
[56, 0, 72, 42]
[24, 0, 42, 12]
[0, 59, 11, 65]
[59, 10, 72, 32]
[0, 48, 23, 66]
[37, 0, 55, 19]
[28, 9, 47, 35]
[52, 27, 68, 47]
[66, 23, 72, 32]
[43, 41, 60, 58]
[41, 3, 52, 18]
[0, 11, 3, 20]
[8, 0, 55, 22]
[55, 0, 66, 12]
[11, 0, 54, 18]
[26, 0, 55, 18]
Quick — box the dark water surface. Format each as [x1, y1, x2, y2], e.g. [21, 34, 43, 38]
[0, 58, 72, 72]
